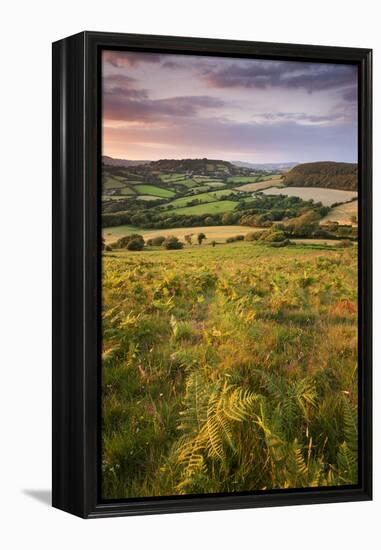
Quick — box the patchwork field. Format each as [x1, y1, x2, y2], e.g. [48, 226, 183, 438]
[103, 224, 261, 245]
[262, 186, 358, 206]
[320, 200, 358, 225]
[103, 177, 127, 190]
[134, 185, 175, 198]
[102, 241, 358, 498]
[235, 178, 285, 192]
[170, 200, 238, 216]
[168, 189, 235, 208]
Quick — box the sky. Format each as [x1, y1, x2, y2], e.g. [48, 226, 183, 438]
[102, 50, 358, 163]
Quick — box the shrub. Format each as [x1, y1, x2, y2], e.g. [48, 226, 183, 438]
[245, 231, 262, 242]
[221, 212, 234, 224]
[113, 234, 144, 249]
[263, 230, 287, 243]
[197, 233, 206, 245]
[127, 238, 145, 251]
[147, 235, 166, 246]
[163, 236, 184, 250]
[226, 235, 244, 243]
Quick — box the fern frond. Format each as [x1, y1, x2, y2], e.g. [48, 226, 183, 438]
[337, 441, 357, 483]
[342, 395, 358, 452]
[224, 386, 259, 422]
[177, 372, 209, 433]
[176, 434, 208, 478]
[294, 378, 317, 414]
[255, 369, 285, 399]
[294, 443, 309, 476]
[206, 393, 225, 459]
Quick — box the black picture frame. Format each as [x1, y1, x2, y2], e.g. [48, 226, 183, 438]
[52, 31, 372, 519]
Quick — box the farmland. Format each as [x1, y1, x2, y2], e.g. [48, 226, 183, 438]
[320, 200, 358, 226]
[103, 224, 261, 244]
[235, 178, 285, 192]
[261, 186, 358, 207]
[167, 189, 236, 208]
[102, 159, 358, 239]
[102, 240, 358, 498]
[169, 200, 238, 216]
[134, 184, 175, 198]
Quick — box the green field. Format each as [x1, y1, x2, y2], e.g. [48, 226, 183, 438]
[136, 194, 163, 201]
[102, 241, 358, 499]
[168, 189, 234, 208]
[170, 200, 238, 216]
[159, 173, 186, 182]
[227, 174, 281, 184]
[120, 186, 135, 195]
[205, 181, 226, 188]
[134, 185, 175, 198]
[227, 176, 261, 184]
[103, 176, 127, 190]
[171, 178, 198, 188]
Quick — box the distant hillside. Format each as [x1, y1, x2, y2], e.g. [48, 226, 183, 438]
[148, 158, 243, 175]
[284, 161, 358, 191]
[102, 156, 150, 167]
[232, 161, 298, 171]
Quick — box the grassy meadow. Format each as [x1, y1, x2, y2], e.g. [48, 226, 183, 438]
[102, 240, 358, 499]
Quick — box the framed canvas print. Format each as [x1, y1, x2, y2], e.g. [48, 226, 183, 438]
[52, 32, 372, 518]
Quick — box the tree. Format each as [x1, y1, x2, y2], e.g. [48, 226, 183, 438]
[197, 232, 206, 245]
[127, 238, 144, 251]
[221, 212, 234, 225]
[163, 236, 184, 250]
[114, 234, 144, 249]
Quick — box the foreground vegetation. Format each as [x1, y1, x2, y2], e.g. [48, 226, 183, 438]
[102, 241, 358, 499]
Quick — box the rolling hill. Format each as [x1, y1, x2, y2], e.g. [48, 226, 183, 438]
[102, 156, 151, 167]
[283, 161, 358, 191]
[148, 158, 245, 176]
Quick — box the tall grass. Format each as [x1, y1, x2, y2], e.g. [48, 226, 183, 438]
[102, 242, 358, 498]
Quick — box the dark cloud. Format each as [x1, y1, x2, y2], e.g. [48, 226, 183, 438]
[104, 92, 224, 122]
[205, 60, 357, 93]
[254, 111, 351, 124]
[103, 74, 149, 99]
[103, 69, 224, 122]
[103, 51, 164, 68]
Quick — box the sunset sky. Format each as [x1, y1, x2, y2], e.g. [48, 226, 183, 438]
[102, 50, 358, 163]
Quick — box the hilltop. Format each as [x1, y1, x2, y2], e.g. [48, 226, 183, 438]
[102, 156, 150, 167]
[148, 158, 246, 176]
[283, 161, 358, 191]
